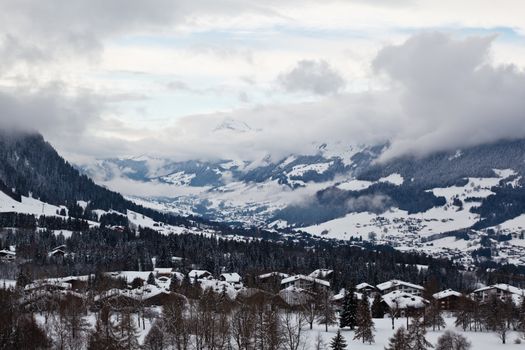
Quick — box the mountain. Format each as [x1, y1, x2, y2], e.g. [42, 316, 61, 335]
[80, 138, 525, 266]
[0, 130, 214, 228]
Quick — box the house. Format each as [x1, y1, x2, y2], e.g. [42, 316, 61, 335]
[308, 269, 333, 281]
[154, 267, 173, 277]
[356, 282, 379, 297]
[382, 290, 429, 317]
[280, 274, 330, 292]
[144, 291, 186, 307]
[220, 273, 243, 289]
[0, 249, 15, 261]
[470, 284, 525, 304]
[332, 288, 364, 310]
[257, 272, 290, 292]
[171, 256, 184, 266]
[278, 286, 315, 307]
[433, 289, 462, 310]
[376, 280, 424, 296]
[188, 270, 213, 281]
[237, 288, 288, 308]
[48, 245, 66, 258]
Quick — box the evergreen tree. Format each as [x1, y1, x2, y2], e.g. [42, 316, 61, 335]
[169, 273, 180, 292]
[15, 270, 31, 289]
[330, 330, 347, 350]
[455, 296, 473, 331]
[371, 293, 385, 318]
[408, 316, 433, 350]
[339, 285, 358, 329]
[385, 326, 410, 350]
[353, 294, 375, 344]
[147, 272, 156, 286]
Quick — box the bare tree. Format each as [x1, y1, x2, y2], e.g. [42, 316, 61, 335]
[231, 305, 256, 350]
[281, 310, 306, 350]
[316, 290, 337, 332]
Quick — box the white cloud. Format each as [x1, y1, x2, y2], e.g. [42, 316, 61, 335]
[278, 59, 346, 95]
[1, 1, 525, 166]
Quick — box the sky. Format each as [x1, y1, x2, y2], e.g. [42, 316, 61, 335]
[1, 0, 525, 164]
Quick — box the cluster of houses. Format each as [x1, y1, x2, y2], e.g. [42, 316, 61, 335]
[13, 266, 525, 317]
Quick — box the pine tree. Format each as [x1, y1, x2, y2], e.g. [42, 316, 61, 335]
[353, 295, 375, 344]
[408, 316, 433, 350]
[371, 293, 385, 318]
[385, 326, 410, 350]
[455, 295, 473, 331]
[330, 330, 347, 350]
[169, 273, 179, 292]
[339, 285, 358, 329]
[147, 272, 156, 286]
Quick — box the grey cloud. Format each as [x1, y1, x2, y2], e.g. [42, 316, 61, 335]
[278, 59, 346, 95]
[373, 32, 525, 160]
[345, 194, 393, 214]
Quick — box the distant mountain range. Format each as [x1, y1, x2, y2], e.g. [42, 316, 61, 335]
[3, 129, 525, 265]
[80, 138, 525, 230]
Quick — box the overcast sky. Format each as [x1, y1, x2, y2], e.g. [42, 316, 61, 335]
[1, 0, 525, 163]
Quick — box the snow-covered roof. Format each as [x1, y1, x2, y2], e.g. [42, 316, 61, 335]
[356, 282, 376, 291]
[382, 290, 429, 309]
[220, 273, 242, 283]
[199, 279, 239, 299]
[154, 267, 173, 274]
[308, 269, 333, 279]
[258, 272, 290, 280]
[433, 289, 462, 300]
[376, 279, 424, 291]
[281, 274, 330, 287]
[188, 270, 212, 279]
[473, 283, 524, 296]
[0, 249, 15, 256]
[25, 281, 72, 291]
[333, 288, 363, 301]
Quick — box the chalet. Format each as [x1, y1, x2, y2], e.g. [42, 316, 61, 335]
[48, 245, 66, 258]
[237, 288, 288, 308]
[0, 249, 15, 261]
[382, 290, 429, 317]
[278, 286, 314, 307]
[144, 291, 186, 307]
[171, 256, 184, 266]
[356, 282, 379, 297]
[154, 267, 173, 277]
[257, 272, 290, 292]
[94, 289, 139, 309]
[220, 273, 243, 289]
[332, 288, 363, 310]
[471, 284, 525, 304]
[308, 269, 333, 281]
[433, 289, 462, 310]
[280, 274, 330, 292]
[188, 270, 213, 281]
[376, 280, 424, 296]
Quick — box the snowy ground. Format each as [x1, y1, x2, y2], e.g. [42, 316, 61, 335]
[306, 317, 522, 350]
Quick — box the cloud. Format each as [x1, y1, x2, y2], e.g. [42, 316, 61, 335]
[345, 194, 392, 214]
[278, 59, 346, 95]
[373, 32, 525, 160]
